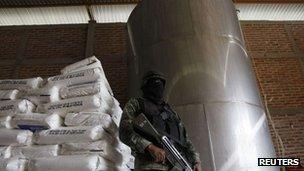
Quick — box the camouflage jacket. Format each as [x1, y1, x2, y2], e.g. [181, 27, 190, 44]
[119, 98, 200, 171]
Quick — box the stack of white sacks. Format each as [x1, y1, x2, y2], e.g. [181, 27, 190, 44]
[0, 56, 134, 171]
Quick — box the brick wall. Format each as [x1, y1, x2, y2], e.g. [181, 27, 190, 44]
[241, 21, 304, 165]
[0, 29, 20, 60]
[23, 27, 86, 60]
[94, 24, 127, 57]
[93, 24, 129, 104]
[0, 65, 14, 79]
[290, 23, 304, 53]
[94, 23, 128, 104]
[0, 23, 128, 105]
[0, 21, 303, 165]
[252, 57, 304, 107]
[18, 64, 67, 78]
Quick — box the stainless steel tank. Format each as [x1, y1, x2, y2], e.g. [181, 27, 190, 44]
[127, 0, 278, 170]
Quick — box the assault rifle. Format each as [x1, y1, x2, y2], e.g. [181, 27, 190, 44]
[133, 113, 193, 171]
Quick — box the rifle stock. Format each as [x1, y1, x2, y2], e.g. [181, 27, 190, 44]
[134, 113, 193, 171]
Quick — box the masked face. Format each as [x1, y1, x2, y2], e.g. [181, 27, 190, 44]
[142, 78, 165, 102]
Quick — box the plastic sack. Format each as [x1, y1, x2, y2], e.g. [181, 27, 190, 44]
[60, 56, 113, 96]
[19, 86, 59, 105]
[28, 155, 103, 171]
[0, 129, 32, 146]
[34, 126, 109, 144]
[115, 142, 132, 158]
[100, 166, 130, 171]
[59, 81, 113, 104]
[126, 155, 135, 170]
[44, 95, 110, 117]
[96, 157, 131, 171]
[109, 98, 123, 126]
[0, 116, 12, 128]
[47, 68, 103, 87]
[114, 142, 132, 166]
[10, 145, 59, 158]
[10, 113, 62, 131]
[61, 136, 115, 153]
[0, 146, 11, 159]
[64, 112, 117, 135]
[0, 157, 28, 171]
[0, 77, 43, 91]
[0, 99, 35, 116]
[61, 139, 123, 164]
[96, 161, 122, 171]
[61, 56, 102, 74]
[0, 90, 19, 101]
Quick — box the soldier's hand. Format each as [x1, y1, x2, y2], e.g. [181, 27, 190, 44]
[146, 144, 166, 163]
[194, 162, 201, 171]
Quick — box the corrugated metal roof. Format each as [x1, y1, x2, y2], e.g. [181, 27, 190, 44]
[236, 3, 304, 21]
[91, 4, 135, 23]
[0, 0, 301, 8]
[0, 6, 89, 25]
[0, 3, 303, 26]
[0, 4, 136, 26]
[0, 0, 140, 8]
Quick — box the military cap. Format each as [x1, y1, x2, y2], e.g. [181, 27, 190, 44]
[141, 70, 166, 88]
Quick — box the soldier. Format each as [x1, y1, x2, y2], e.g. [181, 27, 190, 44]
[119, 71, 201, 171]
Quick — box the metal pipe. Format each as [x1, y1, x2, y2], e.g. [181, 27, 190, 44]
[127, 0, 278, 170]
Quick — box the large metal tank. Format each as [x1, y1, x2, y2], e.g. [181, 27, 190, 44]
[127, 0, 278, 170]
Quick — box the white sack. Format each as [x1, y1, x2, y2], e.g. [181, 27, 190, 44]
[0, 157, 28, 171]
[100, 165, 131, 171]
[64, 112, 117, 134]
[59, 81, 113, 104]
[10, 145, 59, 158]
[44, 95, 110, 117]
[28, 155, 103, 171]
[113, 142, 132, 165]
[47, 68, 103, 87]
[0, 77, 43, 91]
[0, 129, 32, 146]
[61, 140, 123, 165]
[115, 142, 132, 157]
[61, 56, 103, 75]
[60, 56, 113, 95]
[34, 126, 109, 144]
[0, 90, 19, 101]
[110, 98, 123, 126]
[0, 116, 12, 128]
[19, 86, 59, 105]
[10, 113, 62, 131]
[0, 99, 35, 116]
[35, 105, 45, 113]
[61, 137, 115, 153]
[0, 146, 11, 159]
[96, 162, 123, 171]
[112, 166, 131, 171]
[126, 155, 135, 170]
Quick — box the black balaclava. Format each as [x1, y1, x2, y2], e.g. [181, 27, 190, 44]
[142, 78, 165, 104]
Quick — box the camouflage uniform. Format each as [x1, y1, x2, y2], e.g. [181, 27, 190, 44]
[119, 97, 200, 170]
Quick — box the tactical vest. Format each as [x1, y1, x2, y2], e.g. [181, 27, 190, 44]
[136, 97, 186, 146]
